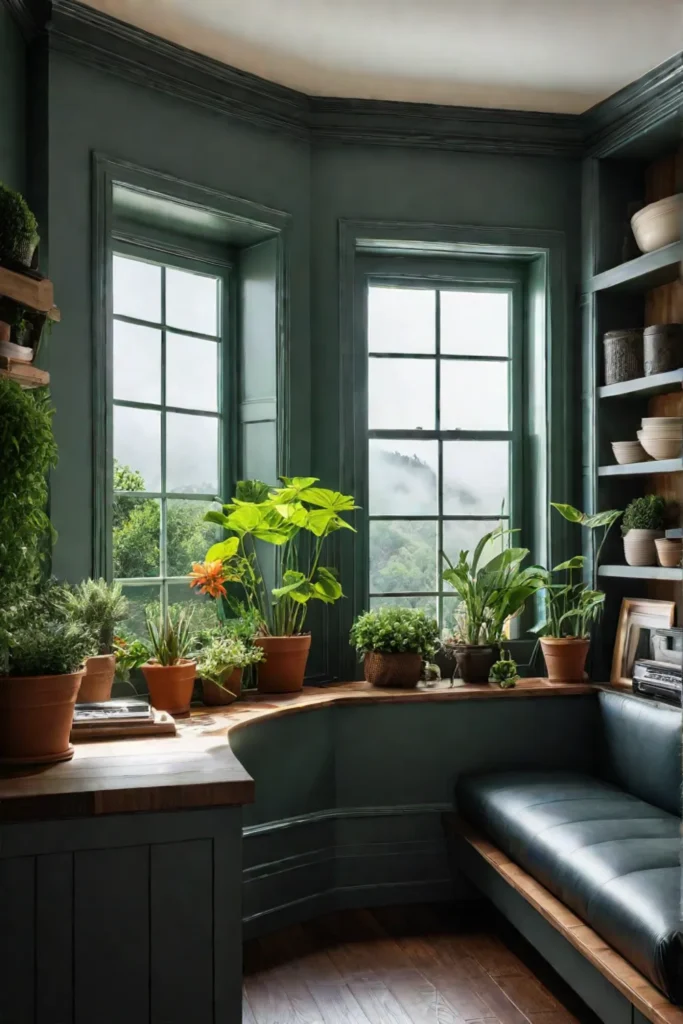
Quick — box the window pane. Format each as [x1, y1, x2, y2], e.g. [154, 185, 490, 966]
[113, 255, 161, 323]
[440, 360, 509, 430]
[368, 286, 435, 354]
[369, 439, 438, 515]
[166, 413, 218, 494]
[119, 584, 162, 640]
[166, 332, 218, 412]
[442, 595, 464, 634]
[166, 582, 221, 632]
[443, 441, 509, 516]
[166, 499, 222, 576]
[114, 406, 161, 492]
[369, 519, 437, 594]
[369, 595, 437, 618]
[113, 496, 160, 579]
[442, 519, 504, 590]
[113, 321, 161, 405]
[368, 358, 435, 430]
[441, 291, 509, 356]
[165, 268, 218, 337]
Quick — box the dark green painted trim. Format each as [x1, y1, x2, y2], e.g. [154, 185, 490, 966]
[0, 0, 47, 40]
[243, 802, 452, 837]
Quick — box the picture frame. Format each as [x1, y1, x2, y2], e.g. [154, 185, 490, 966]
[610, 598, 676, 688]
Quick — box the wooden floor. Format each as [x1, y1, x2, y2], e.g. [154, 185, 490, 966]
[243, 904, 596, 1024]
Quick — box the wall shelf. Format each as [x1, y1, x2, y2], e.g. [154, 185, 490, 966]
[0, 357, 49, 388]
[598, 458, 683, 477]
[598, 564, 682, 581]
[590, 242, 683, 294]
[598, 368, 683, 400]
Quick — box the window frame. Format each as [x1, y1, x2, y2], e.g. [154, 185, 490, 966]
[357, 255, 526, 627]
[105, 236, 236, 612]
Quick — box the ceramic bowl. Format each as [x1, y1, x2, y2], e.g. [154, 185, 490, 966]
[611, 441, 649, 465]
[631, 194, 682, 253]
[637, 432, 683, 460]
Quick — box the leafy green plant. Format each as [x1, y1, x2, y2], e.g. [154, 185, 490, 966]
[196, 632, 264, 696]
[0, 586, 95, 677]
[622, 495, 666, 534]
[489, 651, 518, 687]
[0, 379, 58, 583]
[145, 607, 195, 666]
[349, 608, 439, 657]
[113, 633, 150, 683]
[66, 578, 128, 654]
[203, 477, 357, 637]
[0, 182, 39, 265]
[441, 526, 546, 645]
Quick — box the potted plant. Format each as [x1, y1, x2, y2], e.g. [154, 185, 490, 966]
[349, 607, 440, 688]
[0, 589, 94, 764]
[66, 578, 128, 702]
[536, 503, 621, 682]
[0, 182, 39, 270]
[622, 495, 666, 566]
[198, 476, 357, 694]
[195, 627, 264, 706]
[141, 607, 196, 716]
[441, 526, 546, 683]
[489, 651, 519, 688]
[113, 633, 149, 688]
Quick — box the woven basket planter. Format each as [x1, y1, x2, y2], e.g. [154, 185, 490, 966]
[364, 651, 422, 689]
[603, 329, 643, 385]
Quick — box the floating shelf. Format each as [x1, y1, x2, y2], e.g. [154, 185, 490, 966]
[0, 266, 60, 318]
[599, 564, 682, 581]
[598, 458, 683, 477]
[0, 357, 49, 388]
[590, 242, 683, 294]
[599, 368, 683, 400]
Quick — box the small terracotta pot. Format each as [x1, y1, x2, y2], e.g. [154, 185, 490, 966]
[540, 637, 590, 683]
[0, 671, 83, 764]
[364, 651, 422, 688]
[453, 644, 500, 684]
[255, 635, 311, 693]
[623, 529, 663, 566]
[655, 537, 683, 568]
[141, 659, 196, 716]
[0, 321, 10, 344]
[79, 653, 116, 703]
[201, 667, 243, 706]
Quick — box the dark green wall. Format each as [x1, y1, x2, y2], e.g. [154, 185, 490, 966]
[0, 6, 26, 192]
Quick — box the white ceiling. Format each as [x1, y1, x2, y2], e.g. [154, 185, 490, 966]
[81, 0, 683, 114]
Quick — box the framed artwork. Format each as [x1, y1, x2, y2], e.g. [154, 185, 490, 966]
[610, 598, 676, 688]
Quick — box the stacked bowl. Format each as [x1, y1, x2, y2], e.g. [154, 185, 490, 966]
[611, 440, 650, 465]
[637, 417, 683, 460]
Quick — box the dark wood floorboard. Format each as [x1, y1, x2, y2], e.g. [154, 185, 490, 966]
[243, 904, 599, 1024]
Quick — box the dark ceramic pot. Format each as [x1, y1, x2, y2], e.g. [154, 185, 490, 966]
[453, 644, 500, 685]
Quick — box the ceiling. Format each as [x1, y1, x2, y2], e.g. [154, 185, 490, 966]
[81, 0, 682, 114]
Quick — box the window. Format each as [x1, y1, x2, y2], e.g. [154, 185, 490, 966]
[111, 247, 229, 634]
[365, 268, 522, 631]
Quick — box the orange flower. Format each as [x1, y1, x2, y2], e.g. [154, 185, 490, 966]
[188, 560, 228, 599]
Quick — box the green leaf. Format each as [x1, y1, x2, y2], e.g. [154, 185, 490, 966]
[272, 570, 308, 599]
[205, 537, 240, 562]
[552, 555, 585, 572]
[227, 504, 263, 534]
[481, 547, 529, 575]
[582, 509, 622, 529]
[550, 502, 585, 523]
[299, 487, 358, 512]
[313, 566, 343, 602]
[203, 510, 230, 528]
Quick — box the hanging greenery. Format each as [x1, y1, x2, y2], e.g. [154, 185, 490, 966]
[0, 378, 58, 586]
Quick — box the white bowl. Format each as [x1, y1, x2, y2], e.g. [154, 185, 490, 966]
[611, 441, 649, 465]
[631, 195, 682, 253]
[642, 417, 683, 427]
[638, 434, 682, 460]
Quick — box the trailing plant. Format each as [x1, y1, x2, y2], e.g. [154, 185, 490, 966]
[196, 632, 264, 697]
[349, 608, 440, 658]
[0, 379, 58, 584]
[145, 607, 195, 666]
[199, 477, 357, 637]
[489, 651, 518, 688]
[441, 526, 546, 645]
[622, 495, 666, 535]
[534, 503, 621, 639]
[0, 182, 39, 265]
[0, 586, 95, 677]
[113, 633, 150, 683]
[66, 578, 129, 654]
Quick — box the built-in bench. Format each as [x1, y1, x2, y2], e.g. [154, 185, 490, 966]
[448, 690, 682, 1024]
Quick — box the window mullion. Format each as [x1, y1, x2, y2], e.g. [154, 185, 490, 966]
[160, 265, 168, 614]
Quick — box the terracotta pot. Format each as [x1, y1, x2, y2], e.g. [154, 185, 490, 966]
[201, 667, 243, 706]
[540, 637, 590, 683]
[0, 321, 10, 344]
[79, 653, 116, 703]
[655, 537, 683, 568]
[141, 659, 196, 716]
[453, 644, 499, 684]
[364, 651, 422, 688]
[623, 529, 663, 567]
[0, 671, 83, 764]
[255, 635, 311, 693]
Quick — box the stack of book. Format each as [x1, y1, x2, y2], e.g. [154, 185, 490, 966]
[71, 699, 176, 740]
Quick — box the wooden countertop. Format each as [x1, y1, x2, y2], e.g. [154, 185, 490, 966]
[0, 678, 594, 823]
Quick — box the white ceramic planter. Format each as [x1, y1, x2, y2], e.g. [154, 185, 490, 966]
[623, 529, 664, 567]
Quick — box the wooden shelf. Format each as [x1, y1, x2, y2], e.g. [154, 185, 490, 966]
[599, 457, 683, 477]
[598, 564, 682, 581]
[0, 266, 60, 319]
[590, 242, 683, 294]
[599, 368, 683, 399]
[0, 357, 49, 388]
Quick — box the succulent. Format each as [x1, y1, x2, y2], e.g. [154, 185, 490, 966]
[489, 651, 519, 688]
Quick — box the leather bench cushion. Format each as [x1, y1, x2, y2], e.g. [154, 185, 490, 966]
[457, 770, 683, 1003]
